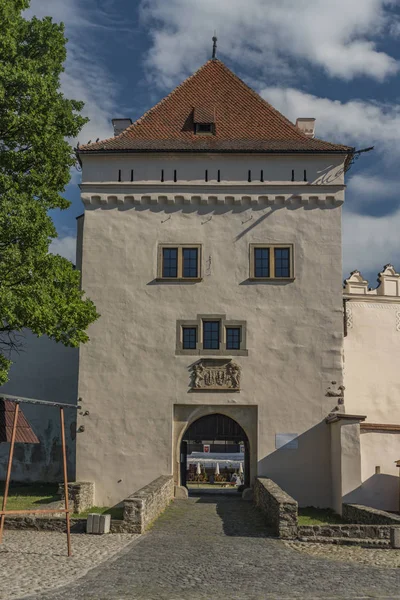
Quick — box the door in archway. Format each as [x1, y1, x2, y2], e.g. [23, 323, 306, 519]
[181, 413, 250, 488]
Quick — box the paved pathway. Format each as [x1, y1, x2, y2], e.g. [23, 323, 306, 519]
[27, 495, 400, 600]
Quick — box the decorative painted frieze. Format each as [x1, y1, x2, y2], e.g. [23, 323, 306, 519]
[191, 359, 241, 391]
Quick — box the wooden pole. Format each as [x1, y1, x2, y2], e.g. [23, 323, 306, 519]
[60, 407, 72, 557]
[0, 403, 19, 545]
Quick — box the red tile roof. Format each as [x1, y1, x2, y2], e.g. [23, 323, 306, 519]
[79, 59, 353, 155]
[0, 399, 40, 444]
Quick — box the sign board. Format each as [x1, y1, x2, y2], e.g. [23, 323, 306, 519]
[275, 433, 298, 450]
[203, 444, 211, 453]
[239, 444, 245, 454]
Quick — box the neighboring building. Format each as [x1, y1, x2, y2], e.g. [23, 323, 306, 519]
[1, 57, 399, 513]
[0, 332, 78, 481]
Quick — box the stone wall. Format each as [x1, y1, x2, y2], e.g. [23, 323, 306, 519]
[58, 482, 94, 514]
[4, 516, 87, 533]
[298, 524, 398, 540]
[254, 477, 298, 539]
[122, 475, 174, 534]
[343, 504, 400, 525]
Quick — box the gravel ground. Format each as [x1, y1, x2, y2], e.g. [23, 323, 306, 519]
[285, 540, 400, 569]
[0, 530, 138, 600]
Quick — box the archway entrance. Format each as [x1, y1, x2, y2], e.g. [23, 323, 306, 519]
[180, 413, 250, 490]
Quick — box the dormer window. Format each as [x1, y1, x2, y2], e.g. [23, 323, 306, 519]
[196, 123, 213, 134]
[193, 107, 215, 135]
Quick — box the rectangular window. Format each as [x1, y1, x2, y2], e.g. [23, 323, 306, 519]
[203, 321, 220, 350]
[182, 327, 197, 349]
[251, 244, 293, 280]
[274, 247, 291, 278]
[226, 327, 241, 350]
[254, 248, 270, 278]
[162, 248, 178, 278]
[159, 245, 201, 280]
[182, 248, 198, 278]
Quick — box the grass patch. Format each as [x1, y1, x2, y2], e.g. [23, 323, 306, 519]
[298, 507, 344, 525]
[72, 506, 123, 520]
[0, 482, 59, 511]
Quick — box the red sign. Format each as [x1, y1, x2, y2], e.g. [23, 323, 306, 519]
[203, 444, 211, 453]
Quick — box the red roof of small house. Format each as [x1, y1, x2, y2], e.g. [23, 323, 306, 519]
[0, 399, 40, 444]
[78, 59, 353, 155]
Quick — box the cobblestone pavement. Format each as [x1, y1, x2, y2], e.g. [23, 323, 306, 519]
[285, 540, 400, 569]
[0, 530, 138, 599]
[21, 494, 400, 600]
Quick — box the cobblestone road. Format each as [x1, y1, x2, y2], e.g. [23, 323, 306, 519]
[25, 495, 400, 600]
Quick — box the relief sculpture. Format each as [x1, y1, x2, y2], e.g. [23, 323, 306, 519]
[191, 359, 241, 391]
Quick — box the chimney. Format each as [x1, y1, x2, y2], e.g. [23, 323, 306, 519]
[112, 118, 132, 137]
[296, 118, 316, 138]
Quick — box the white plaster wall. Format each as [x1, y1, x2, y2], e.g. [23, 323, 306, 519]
[81, 153, 345, 187]
[76, 154, 345, 507]
[0, 331, 79, 481]
[358, 431, 400, 512]
[344, 302, 400, 422]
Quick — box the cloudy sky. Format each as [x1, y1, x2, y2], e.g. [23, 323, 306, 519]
[27, 0, 400, 285]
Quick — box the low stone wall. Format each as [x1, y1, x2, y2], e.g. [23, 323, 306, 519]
[4, 516, 87, 533]
[58, 482, 94, 514]
[254, 477, 298, 539]
[343, 504, 400, 525]
[122, 475, 174, 534]
[298, 524, 398, 540]
[3, 516, 126, 534]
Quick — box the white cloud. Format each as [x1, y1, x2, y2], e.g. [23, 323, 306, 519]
[259, 87, 400, 157]
[25, 0, 115, 144]
[49, 236, 76, 263]
[141, 0, 398, 88]
[343, 208, 400, 277]
[347, 174, 398, 199]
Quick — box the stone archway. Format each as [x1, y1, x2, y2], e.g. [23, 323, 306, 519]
[173, 404, 258, 491]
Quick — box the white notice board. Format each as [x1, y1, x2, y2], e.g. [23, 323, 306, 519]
[275, 433, 299, 450]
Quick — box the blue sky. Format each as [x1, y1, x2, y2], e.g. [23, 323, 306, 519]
[27, 0, 400, 285]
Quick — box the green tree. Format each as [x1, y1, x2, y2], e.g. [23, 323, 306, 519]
[0, 0, 99, 385]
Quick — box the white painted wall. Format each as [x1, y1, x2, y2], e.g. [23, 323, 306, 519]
[359, 431, 399, 512]
[344, 275, 400, 511]
[344, 301, 400, 423]
[77, 153, 345, 507]
[81, 153, 345, 187]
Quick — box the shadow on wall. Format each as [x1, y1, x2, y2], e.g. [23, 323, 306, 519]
[258, 420, 332, 509]
[343, 473, 399, 513]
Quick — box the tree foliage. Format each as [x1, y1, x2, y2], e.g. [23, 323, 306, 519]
[0, 1, 99, 385]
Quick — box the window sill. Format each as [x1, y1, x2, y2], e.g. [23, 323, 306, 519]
[176, 349, 248, 356]
[248, 277, 295, 282]
[156, 277, 203, 283]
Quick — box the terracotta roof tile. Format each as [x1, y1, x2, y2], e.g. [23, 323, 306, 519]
[0, 399, 40, 444]
[79, 60, 353, 155]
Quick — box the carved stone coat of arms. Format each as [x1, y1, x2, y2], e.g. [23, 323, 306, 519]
[191, 359, 241, 391]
